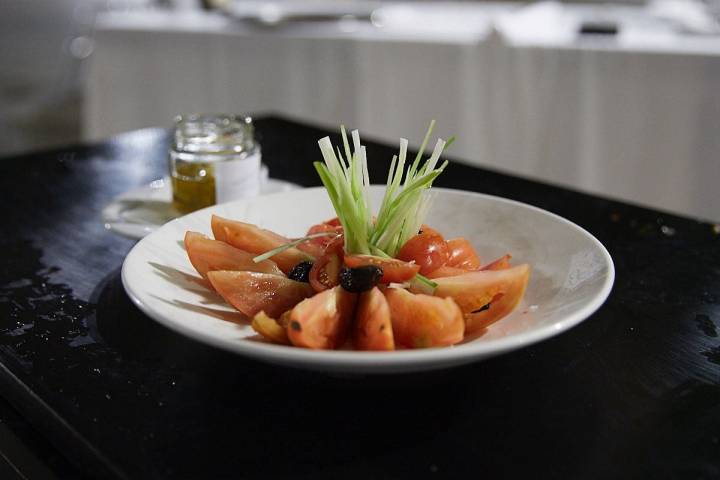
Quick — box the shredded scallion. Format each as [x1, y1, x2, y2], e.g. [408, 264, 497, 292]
[315, 121, 450, 259]
[256, 122, 452, 292]
[252, 231, 338, 263]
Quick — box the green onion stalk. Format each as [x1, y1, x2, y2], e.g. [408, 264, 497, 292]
[256, 121, 454, 293]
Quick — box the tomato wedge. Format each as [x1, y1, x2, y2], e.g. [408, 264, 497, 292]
[445, 238, 481, 270]
[298, 222, 343, 258]
[425, 265, 470, 279]
[322, 234, 345, 257]
[432, 264, 531, 334]
[309, 253, 342, 292]
[207, 271, 314, 319]
[210, 215, 312, 274]
[295, 241, 325, 259]
[287, 286, 357, 349]
[324, 217, 342, 227]
[384, 288, 464, 348]
[396, 230, 449, 275]
[427, 253, 510, 278]
[184, 231, 283, 281]
[251, 311, 290, 345]
[343, 255, 420, 283]
[481, 254, 512, 271]
[353, 287, 394, 351]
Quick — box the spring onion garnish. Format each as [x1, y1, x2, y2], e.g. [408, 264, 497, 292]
[315, 121, 449, 258]
[254, 122, 452, 292]
[252, 231, 338, 263]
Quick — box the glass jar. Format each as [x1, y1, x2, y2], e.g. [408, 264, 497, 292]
[169, 113, 262, 213]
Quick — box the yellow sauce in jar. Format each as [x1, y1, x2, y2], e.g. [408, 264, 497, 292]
[168, 114, 259, 214]
[171, 160, 216, 213]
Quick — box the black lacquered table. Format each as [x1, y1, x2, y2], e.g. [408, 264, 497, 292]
[0, 116, 718, 479]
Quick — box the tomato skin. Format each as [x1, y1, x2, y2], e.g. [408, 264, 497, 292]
[207, 271, 314, 319]
[210, 215, 311, 274]
[296, 241, 325, 259]
[343, 255, 420, 283]
[301, 222, 343, 254]
[481, 254, 512, 271]
[384, 288, 464, 348]
[323, 234, 345, 257]
[432, 264, 531, 334]
[251, 311, 290, 345]
[184, 231, 283, 281]
[287, 286, 357, 349]
[309, 253, 342, 292]
[397, 231, 449, 275]
[445, 238, 482, 270]
[353, 287, 394, 351]
[425, 265, 470, 279]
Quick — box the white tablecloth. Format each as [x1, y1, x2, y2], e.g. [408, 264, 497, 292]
[84, 3, 720, 221]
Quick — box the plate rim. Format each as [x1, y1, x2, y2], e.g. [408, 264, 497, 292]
[121, 186, 615, 370]
[102, 176, 300, 240]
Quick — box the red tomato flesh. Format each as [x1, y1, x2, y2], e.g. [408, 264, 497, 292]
[210, 215, 312, 274]
[384, 288, 464, 348]
[207, 271, 314, 319]
[445, 238, 482, 270]
[353, 287, 394, 351]
[298, 222, 343, 258]
[397, 230, 449, 275]
[287, 286, 357, 349]
[481, 254, 512, 271]
[343, 255, 420, 283]
[425, 265, 470, 279]
[309, 253, 342, 292]
[322, 234, 346, 257]
[432, 264, 531, 334]
[184, 231, 283, 281]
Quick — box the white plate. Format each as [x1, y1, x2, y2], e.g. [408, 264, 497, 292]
[102, 176, 300, 240]
[121, 186, 614, 374]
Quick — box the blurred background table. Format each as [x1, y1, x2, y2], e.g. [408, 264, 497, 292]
[0, 116, 719, 479]
[83, 1, 720, 222]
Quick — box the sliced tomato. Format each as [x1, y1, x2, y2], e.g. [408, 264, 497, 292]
[298, 222, 343, 258]
[481, 254, 512, 271]
[353, 287, 394, 351]
[432, 264, 531, 334]
[425, 265, 470, 279]
[207, 271, 314, 319]
[251, 311, 290, 344]
[296, 241, 325, 259]
[322, 234, 345, 257]
[211, 214, 286, 243]
[210, 215, 312, 274]
[384, 288, 464, 348]
[343, 255, 420, 283]
[184, 231, 205, 251]
[184, 231, 283, 281]
[287, 286, 357, 349]
[397, 230, 449, 275]
[445, 238, 481, 270]
[309, 253, 342, 292]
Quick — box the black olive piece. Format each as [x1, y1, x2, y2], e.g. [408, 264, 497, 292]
[471, 303, 491, 314]
[288, 261, 314, 283]
[339, 265, 383, 293]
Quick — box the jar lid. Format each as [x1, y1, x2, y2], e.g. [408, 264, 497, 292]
[172, 114, 256, 155]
